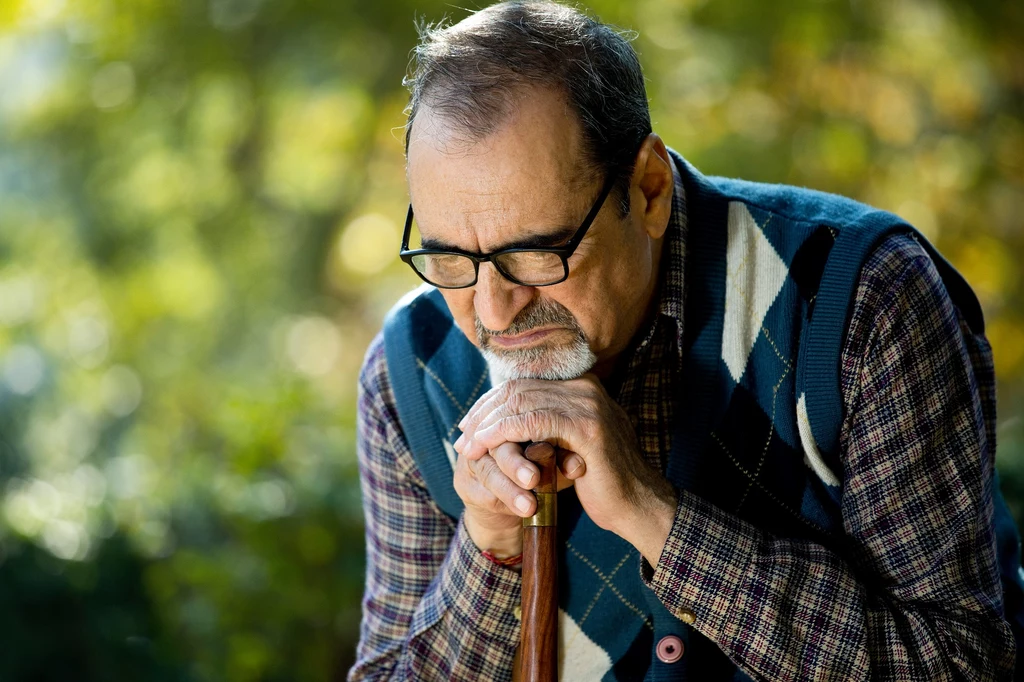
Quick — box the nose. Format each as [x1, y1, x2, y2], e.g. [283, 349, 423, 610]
[473, 262, 534, 332]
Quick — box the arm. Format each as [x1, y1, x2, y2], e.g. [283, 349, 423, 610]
[642, 234, 1014, 680]
[348, 336, 522, 681]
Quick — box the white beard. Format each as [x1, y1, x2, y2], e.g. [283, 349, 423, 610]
[482, 338, 597, 383]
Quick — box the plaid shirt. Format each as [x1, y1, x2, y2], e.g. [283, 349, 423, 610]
[349, 165, 1013, 680]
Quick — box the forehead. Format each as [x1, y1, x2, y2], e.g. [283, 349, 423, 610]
[406, 88, 593, 249]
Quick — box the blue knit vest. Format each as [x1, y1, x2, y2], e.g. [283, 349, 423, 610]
[382, 154, 1024, 681]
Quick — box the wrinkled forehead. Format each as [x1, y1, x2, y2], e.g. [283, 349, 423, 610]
[406, 93, 596, 250]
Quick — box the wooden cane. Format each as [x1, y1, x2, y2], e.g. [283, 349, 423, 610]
[520, 442, 558, 682]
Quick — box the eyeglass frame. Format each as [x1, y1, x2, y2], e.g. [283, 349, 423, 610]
[399, 172, 618, 289]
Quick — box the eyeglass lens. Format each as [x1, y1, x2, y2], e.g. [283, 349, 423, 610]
[410, 251, 567, 288]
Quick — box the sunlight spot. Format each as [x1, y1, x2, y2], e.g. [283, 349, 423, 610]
[338, 213, 399, 276]
[286, 316, 341, 377]
[3, 344, 45, 394]
[90, 62, 135, 110]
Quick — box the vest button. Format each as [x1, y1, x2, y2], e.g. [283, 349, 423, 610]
[656, 635, 684, 664]
[676, 607, 696, 625]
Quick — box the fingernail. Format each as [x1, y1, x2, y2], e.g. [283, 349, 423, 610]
[565, 456, 583, 475]
[517, 467, 534, 486]
[515, 495, 532, 514]
[454, 434, 466, 450]
[458, 415, 468, 429]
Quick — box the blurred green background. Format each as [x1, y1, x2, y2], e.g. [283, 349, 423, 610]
[0, 0, 1021, 679]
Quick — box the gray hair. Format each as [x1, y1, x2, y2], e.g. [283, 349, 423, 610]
[403, 1, 651, 215]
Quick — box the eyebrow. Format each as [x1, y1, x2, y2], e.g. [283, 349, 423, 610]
[420, 225, 578, 253]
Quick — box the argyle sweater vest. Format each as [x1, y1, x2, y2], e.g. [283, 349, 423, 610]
[382, 155, 1024, 681]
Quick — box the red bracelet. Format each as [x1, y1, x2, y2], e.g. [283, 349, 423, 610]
[481, 550, 523, 567]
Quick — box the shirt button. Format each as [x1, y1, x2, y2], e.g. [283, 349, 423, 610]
[676, 607, 696, 625]
[513, 605, 522, 622]
[656, 635, 684, 664]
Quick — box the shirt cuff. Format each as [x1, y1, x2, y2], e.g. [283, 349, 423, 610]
[640, 490, 758, 643]
[423, 515, 523, 647]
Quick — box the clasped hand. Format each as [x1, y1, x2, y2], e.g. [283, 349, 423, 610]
[452, 374, 677, 563]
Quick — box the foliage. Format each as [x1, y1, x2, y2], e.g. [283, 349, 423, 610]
[0, 0, 1020, 679]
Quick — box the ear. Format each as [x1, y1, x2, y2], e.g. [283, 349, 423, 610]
[630, 133, 674, 240]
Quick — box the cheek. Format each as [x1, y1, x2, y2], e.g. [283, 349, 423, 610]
[441, 291, 481, 347]
[567, 247, 651, 341]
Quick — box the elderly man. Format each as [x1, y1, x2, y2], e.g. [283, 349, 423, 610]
[350, 2, 1023, 680]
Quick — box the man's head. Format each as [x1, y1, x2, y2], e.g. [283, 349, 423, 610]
[404, 1, 676, 380]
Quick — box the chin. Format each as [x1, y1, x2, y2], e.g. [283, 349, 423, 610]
[482, 342, 597, 383]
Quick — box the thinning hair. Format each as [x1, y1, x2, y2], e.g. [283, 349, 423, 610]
[403, 1, 651, 215]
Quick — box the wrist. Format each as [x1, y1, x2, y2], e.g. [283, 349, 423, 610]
[619, 483, 677, 567]
[481, 549, 524, 574]
[463, 512, 523, 558]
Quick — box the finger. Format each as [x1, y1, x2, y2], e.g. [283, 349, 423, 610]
[459, 435, 489, 461]
[472, 402, 511, 435]
[473, 453, 537, 517]
[458, 393, 520, 450]
[558, 448, 586, 479]
[473, 390, 564, 436]
[458, 382, 509, 434]
[491, 441, 538, 489]
[459, 379, 550, 436]
[465, 410, 571, 460]
[456, 381, 576, 458]
[455, 455, 504, 512]
[471, 386, 546, 433]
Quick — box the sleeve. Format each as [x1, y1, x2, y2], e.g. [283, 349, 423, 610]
[347, 334, 523, 681]
[640, 233, 1015, 680]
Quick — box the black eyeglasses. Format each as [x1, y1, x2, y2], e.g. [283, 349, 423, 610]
[399, 174, 616, 289]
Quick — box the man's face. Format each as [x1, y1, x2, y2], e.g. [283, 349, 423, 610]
[406, 86, 668, 380]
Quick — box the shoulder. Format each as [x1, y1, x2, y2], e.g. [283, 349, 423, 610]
[359, 330, 392, 404]
[362, 284, 447, 421]
[358, 330, 419, 480]
[855, 231, 938, 305]
[840, 231, 965, 405]
[848, 231, 952, 343]
[358, 330, 399, 437]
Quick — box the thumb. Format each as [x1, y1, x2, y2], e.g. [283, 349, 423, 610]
[557, 447, 586, 480]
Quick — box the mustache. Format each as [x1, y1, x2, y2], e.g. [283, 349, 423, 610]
[475, 299, 583, 342]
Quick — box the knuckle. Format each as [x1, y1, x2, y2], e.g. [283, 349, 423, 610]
[487, 404, 508, 428]
[494, 441, 523, 467]
[471, 456, 495, 485]
[578, 393, 601, 415]
[497, 381, 514, 402]
[577, 416, 599, 443]
[505, 391, 524, 413]
[523, 410, 546, 433]
[465, 457, 485, 480]
[484, 462, 507, 491]
[489, 444, 510, 468]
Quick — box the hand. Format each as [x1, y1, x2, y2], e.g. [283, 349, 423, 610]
[454, 375, 677, 563]
[453, 438, 575, 558]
